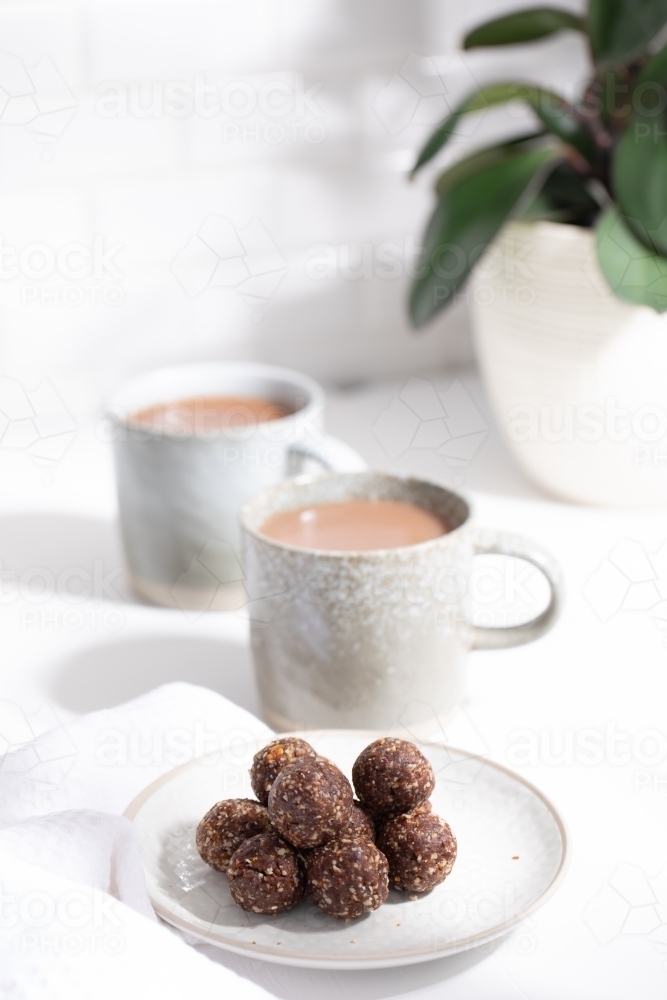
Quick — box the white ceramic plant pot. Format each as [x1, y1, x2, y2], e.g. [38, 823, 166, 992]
[470, 220, 667, 506]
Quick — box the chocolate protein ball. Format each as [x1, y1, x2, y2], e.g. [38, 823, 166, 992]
[268, 758, 353, 849]
[352, 738, 435, 815]
[227, 830, 305, 914]
[377, 810, 457, 893]
[295, 801, 373, 864]
[342, 800, 375, 842]
[374, 799, 431, 841]
[307, 836, 389, 918]
[250, 737, 318, 805]
[196, 798, 270, 872]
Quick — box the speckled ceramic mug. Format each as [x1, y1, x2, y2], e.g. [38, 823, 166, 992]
[241, 472, 562, 731]
[108, 362, 365, 610]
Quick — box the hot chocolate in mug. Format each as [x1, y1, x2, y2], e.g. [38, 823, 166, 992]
[241, 471, 562, 730]
[108, 362, 365, 610]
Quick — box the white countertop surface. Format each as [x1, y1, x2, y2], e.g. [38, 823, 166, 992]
[2, 364, 666, 998]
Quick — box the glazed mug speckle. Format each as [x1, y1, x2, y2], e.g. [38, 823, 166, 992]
[241, 471, 562, 731]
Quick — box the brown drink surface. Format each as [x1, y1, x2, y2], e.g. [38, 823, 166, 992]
[259, 499, 449, 551]
[131, 395, 292, 434]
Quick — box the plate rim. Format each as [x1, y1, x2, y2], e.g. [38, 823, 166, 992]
[125, 729, 571, 970]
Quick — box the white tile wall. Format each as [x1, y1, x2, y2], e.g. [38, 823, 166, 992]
[0, 0, 587, 421]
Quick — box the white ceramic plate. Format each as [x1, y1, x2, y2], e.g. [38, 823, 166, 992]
[126, 731, 569, 970]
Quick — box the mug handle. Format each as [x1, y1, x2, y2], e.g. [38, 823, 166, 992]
[285, 436, 367, 477]
[467, 528, 563, 650]
[285, 443, 333, 476]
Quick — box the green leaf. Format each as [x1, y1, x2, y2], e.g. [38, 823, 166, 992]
[411, 83, 596, 175]
[434, 133, 546, 196]
[630, 39, 667, 121]
[434, 147, 519, 197]
[464, 7, 584, 48]
[636, 39, 667, 87]
[596, 205, 667, 310]
[588, 0, 667, 68]
[520, 162, 602, 223]
[612, 44, 667, 253]
[612, 106, 667, 254]
[410, 147, 561, 327]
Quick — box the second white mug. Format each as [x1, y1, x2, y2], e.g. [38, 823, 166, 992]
[108, 361, 365, 610]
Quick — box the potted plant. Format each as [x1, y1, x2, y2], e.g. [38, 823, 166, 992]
[410, 0, 667, 505]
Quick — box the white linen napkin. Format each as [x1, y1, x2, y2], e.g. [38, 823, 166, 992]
[0, 682, 275, 1000]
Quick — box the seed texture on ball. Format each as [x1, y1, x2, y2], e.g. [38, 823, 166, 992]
[377, 810, 457, 892]
[342, 800, 375, 842]
[307, 836, 389, 918]
[374, 799, 431, 841]
[352, 737, 435, 815]
[196, 798, 270, 872]
[268, 758, 353, 849]
[250, 737, 318, 805]
[227, 830, 305, 914]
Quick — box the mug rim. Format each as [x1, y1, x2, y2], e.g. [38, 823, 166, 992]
[240, 470, 472, 558]
[105, 360, 325, 440]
